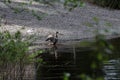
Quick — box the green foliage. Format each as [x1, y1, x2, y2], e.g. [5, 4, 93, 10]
[32, 10, 47, 20]
[89, 0, 120, 9]
[94, 34, 114, 55]
[4, 0, 11, 3]
[11, 7, 26, 14]
[64, 0, 85, 11]
[63, 73, 70, 80]
[76, 34, 112, 80]
[0, 31, 44, 79]
[78, 17, 115, 80]
[28, 49, 44, 63]
[33, 0, 57, 6]
[29, 50, 43, 58]
[33, 0, 85, 11]
[80, 74, 92, 80]
[4, 0, 28, 14]
[0, 31, 29, 64]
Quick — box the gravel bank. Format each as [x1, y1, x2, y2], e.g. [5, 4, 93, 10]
[0, 0, 120, 42]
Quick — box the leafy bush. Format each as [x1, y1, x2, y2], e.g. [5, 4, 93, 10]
[64, 0, 85, 11]
[89, 0, 120, 9]
[0, 31, 29, 64]
[0, 30, 44, 79]
[0, 31, 30, 79]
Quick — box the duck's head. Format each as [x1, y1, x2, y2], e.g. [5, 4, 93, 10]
[56, 31, 63, 35]
[56, 31, 59, 34]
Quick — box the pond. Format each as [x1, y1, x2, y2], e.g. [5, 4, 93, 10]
[35, 37, 120, 80]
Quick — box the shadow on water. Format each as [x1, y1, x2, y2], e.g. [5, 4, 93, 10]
[35, 37, 120, 80]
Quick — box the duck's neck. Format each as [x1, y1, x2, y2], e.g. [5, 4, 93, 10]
[55, 33, 58, 38]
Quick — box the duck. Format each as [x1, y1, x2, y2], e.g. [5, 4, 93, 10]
[46, 32, 59, 45]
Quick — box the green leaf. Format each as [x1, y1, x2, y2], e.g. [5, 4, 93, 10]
[93, 17, 99, 24]
[79, 1, 85, 7]
[29, 0, 33, 5]
[84, 22, 93, 27]
[91, 62, 96, 69]
[109, 44, 114, 50]
[105, 22, 112, 27]
[15, 31, 21, 39]
[63, 73, 70, 80]
[97, 53, 103, 60]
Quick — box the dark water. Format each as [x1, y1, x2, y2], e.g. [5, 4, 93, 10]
[36, 37, 120, 80]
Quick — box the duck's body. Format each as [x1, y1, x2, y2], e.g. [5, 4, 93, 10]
[46, 32, 59, 45]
